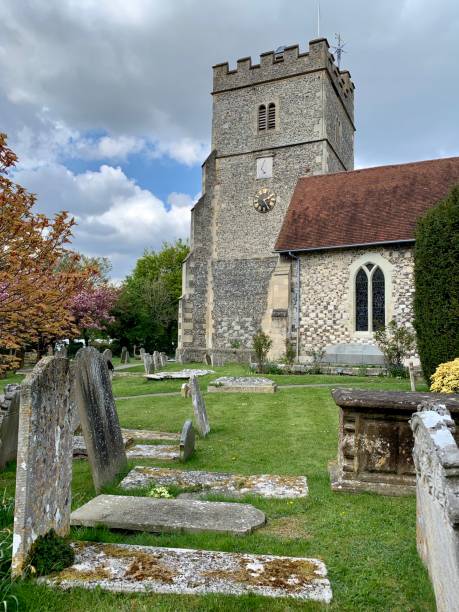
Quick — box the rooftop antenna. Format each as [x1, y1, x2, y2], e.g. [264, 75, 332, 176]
[331, 32, 347, 69]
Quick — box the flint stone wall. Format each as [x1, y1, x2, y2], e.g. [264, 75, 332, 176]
[74, 347, 127, 492]
[411, 408, 459, 612]
[330, 389, 459, 495]
[12, 357, 74, 576]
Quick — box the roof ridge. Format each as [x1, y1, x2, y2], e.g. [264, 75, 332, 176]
[297, 155, 459, 182]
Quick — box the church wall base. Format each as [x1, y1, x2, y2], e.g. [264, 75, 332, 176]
[176, 347, 252, 366]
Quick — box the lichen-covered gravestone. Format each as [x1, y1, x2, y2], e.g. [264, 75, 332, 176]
[153, 351, 160, 371]
[0, 385, 20, 470]
[12, 357, 74, 577]
[190, 375, 210, 437]
[74, 347, 127, 492]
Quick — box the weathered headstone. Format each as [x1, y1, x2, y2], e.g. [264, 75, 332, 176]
[143, 353, 153, 375]
[180, 420, 195, 461]
[152, 351, 160, 371]
[120, 346, 130, 364]
[74, 347, 127, 492]
[139, 348, 145, 361]
[102, 348, 113, 363]
[411, 405, 459, 612]
[190, 375, 210, 437]
[181, 382, 190, 398]
[0, 385, 20, 470]
[12, 357, 74, 576]
[160, 352, 167, 367]
[408, 361, 416, 392]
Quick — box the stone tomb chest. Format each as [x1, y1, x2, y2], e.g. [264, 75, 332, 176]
[329, 389, 459, 495]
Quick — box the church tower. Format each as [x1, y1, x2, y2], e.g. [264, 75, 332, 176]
[177, 38, 355, 363]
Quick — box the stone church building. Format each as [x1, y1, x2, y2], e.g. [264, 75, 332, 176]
[177, 38, 459, 365]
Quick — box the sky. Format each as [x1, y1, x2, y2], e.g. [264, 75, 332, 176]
[1, 0, 458, 280]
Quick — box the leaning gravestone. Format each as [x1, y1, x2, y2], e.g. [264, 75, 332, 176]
[0, 385, 20, 470]
[12, 357, 74, 576]
[153, 351, 160, 371]
[190, 375, 210, 437]
[120, 346, 130, 364]
[74, 347, 127, 492]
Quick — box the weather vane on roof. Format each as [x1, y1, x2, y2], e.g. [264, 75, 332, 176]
[331, 33, 347, 69]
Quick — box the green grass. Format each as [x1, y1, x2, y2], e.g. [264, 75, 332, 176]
[0, 366, 435, 610]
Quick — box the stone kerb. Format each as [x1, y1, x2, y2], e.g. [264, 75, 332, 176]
[190, 376, 210, 437]
[12, 357, 74, 576]
[410, 405, 459, 612]
[74, 347, 127, 492]
[0, 384, 20, 470]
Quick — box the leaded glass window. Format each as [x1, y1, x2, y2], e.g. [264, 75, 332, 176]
[354, 263, 386, 332]
[355, 268, 368, 331]
[372, 267, 385, 330]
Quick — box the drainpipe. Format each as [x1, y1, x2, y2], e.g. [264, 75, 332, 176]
[288, 251, 301, 362]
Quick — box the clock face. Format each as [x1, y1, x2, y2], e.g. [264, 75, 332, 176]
[253, 188, 276, 213]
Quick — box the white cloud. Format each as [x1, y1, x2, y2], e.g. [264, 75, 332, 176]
[14, 162, 192, 278]
[154, 139, 210, 167]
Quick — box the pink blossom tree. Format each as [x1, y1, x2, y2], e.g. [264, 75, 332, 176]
[70, 284, 119, 344]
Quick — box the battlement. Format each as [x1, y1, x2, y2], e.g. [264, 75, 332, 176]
[213, 38, 354, 120]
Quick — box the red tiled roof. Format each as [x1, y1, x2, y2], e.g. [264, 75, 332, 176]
[275, 157, 459, 252]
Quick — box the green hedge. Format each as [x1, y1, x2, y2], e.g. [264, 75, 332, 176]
[414, 184, 459, 381]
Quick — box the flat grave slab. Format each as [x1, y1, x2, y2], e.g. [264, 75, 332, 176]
[145, 369, 214, 381]
[126, 444, 180, 461]
[43, 541, 332, 602]
[121, 428, 180, 442]
[120, 467, 308, 499]
[43, 542, 333, 604]
[208, 377, 277, 393]
[70, 495, 265, 535]
[73, 434, 133, 458]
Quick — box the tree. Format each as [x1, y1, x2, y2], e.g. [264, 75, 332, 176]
[374, 320, 416, 377]
[0, 133, 93, 373]
[414, 185, 459, 381]
[252, 330, 272, 373]
[108, 240, 189, 353]
[70, 284, 119, 345]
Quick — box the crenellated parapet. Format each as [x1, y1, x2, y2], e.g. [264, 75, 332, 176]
[213, 38, 354, 121]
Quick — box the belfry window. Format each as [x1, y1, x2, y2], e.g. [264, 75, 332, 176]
[355, 263, 386, 332]
[268, 103, 276, 129]
[258, 105, 267, 131]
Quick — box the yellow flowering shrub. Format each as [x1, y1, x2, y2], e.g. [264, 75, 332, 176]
[430, 358, 459, 393]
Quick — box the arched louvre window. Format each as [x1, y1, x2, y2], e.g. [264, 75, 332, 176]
[268, 103, 276, 129]
[258, 105, 267, 131]
[355, 264, 386, 332]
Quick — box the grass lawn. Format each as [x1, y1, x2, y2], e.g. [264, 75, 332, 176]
[0, 365, 434, 610]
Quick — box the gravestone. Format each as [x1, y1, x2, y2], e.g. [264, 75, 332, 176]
[411, 405, 459, 611]
[143, 353, 153, 375]
[120, 346, 130, 364]
[74, 347, 127, 492]
[190, 375, 210, 437]
[0, 385, 20, 470]
[71, 495, 265, 535]
[139, 348, 145, 361]
[160, 352, 167, 367]
[153, 351, 160, 371]
[408, 361, 416, 392]
[102, 348, 112, 362]
[180, 420, 195, 461]
[181, 382, 190, 398]
[12, 357, 74, 576]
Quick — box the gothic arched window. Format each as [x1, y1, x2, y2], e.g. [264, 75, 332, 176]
[258, 105, 267, 131]
[355, 263, 386, 332]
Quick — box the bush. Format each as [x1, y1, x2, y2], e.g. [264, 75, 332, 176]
[374, 320, 416, 377]
[306, 347, 325, 375]
[430, 358, 459, 393]
[25, 529, 74, 576]
[283, 340, 296, 367]
[252, 330, 272, 373]
[414, 185, 459, 381]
